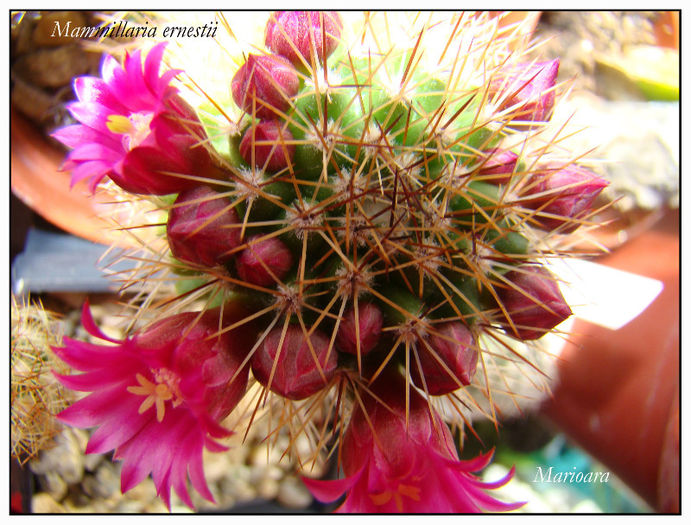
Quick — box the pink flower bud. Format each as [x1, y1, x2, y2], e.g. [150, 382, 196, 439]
[411, 321, 478, 395]
[231, 54, 299, 119]
[235, 235, 293, 286]
[478, 149, 519, 185]
[490, 59, 559, 122]
[167, 186, 241, 267]
[521, 163, 609, 233]
[252, 324, 337, 400]
[239, 120, 295, 171]
[265, 11, 342, 66]
[336, 302, 383, 356]
[497, 265, 572, 341]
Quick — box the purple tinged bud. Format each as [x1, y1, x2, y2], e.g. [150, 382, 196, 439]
[491, 59, 559, 122]
[231, 54, 299, 119]
[235, 235, 293, 286]
[167, 186, 241, 267]
[265, 11, 342, 66]
[521, 163, 609, 233]
[478, 149, 519, 184]
[252, 324, 337, 400]
[497, 265, 572, 341]
[336, 302, 383, 356]
[239, 120, 295, 172]
[411, 321, 478, 395]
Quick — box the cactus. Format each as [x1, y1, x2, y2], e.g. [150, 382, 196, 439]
[11, 296, 72, 464]
[50, 12, 609, 512]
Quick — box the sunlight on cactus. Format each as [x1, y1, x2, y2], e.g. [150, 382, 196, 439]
[48, 11, 611, 512]
[11, 296, 72, 465]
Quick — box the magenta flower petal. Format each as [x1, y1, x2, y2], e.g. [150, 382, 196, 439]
[84, 399, 150, 454]
[53, 369, 129, 392]
[301, 468, 361, 502]
[69, 142, 122, 164]
[51, 338, 127, 371]
[56, 384, 131, 428]
[73, 76, 126, 113]
[66, 101, 114, 134]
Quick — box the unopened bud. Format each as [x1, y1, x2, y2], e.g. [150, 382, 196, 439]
[231, 54, 299, 119]
[167, 186, 241, 267]
[336, 302, 383, 356]
[265, 11, 342, 66]
[497, 265, 572, 341]
[252, 324, 337, 399]
[478, 149, 519, 185]
[411, 321, 478, 395]
[521, 163, 609, 233]
[490, 59, 559, 122]
[239, 120, 295, 171]
[235, 235, 293, 286]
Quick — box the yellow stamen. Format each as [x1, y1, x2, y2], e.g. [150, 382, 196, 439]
[106, 112, 154, 150]
[106, 114, 134, 135]
[369, 483, 421, 511]
[127, 371, 180, 423]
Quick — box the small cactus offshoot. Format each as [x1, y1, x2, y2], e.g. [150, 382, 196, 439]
[49, 11, 609, 512]
[11, 296, 72, 465]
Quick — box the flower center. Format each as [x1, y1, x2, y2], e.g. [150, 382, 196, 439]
[106, 111, 154, 150]
[369, 483, 421, 511]
[127, 369, 183, 423]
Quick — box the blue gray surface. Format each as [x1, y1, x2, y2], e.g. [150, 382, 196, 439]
[11, 229, 134, 295]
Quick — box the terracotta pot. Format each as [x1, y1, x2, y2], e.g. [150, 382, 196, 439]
[542, 208, 679, 512]
[11, 110, 125, 246]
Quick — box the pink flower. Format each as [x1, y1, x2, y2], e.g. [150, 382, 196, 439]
[52, 43, 213, 195]
[490, 59, 559, 122]
[497, 264, 572, 340]
[231, 54, 299, 119]
[235, 234, 293, 287]
[167, 185, 242, 267]
[52, 303, 254, 509]
[303, 371, 521, 513]
[265, 11, 342, 66]
[239, 120, 295, 171]
[411, 321, 478, 395]
[520, 163, 609, 233]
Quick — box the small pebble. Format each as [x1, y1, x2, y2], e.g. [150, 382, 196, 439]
[92, 462, 120, 499]
[38, 470, 67, 501]
[13, 45, 94, 88]
[256, 477, 280, 501]
[83, 451, 104, 472]
[31, 493, 64, 513]
[277, 476, 313, 509]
